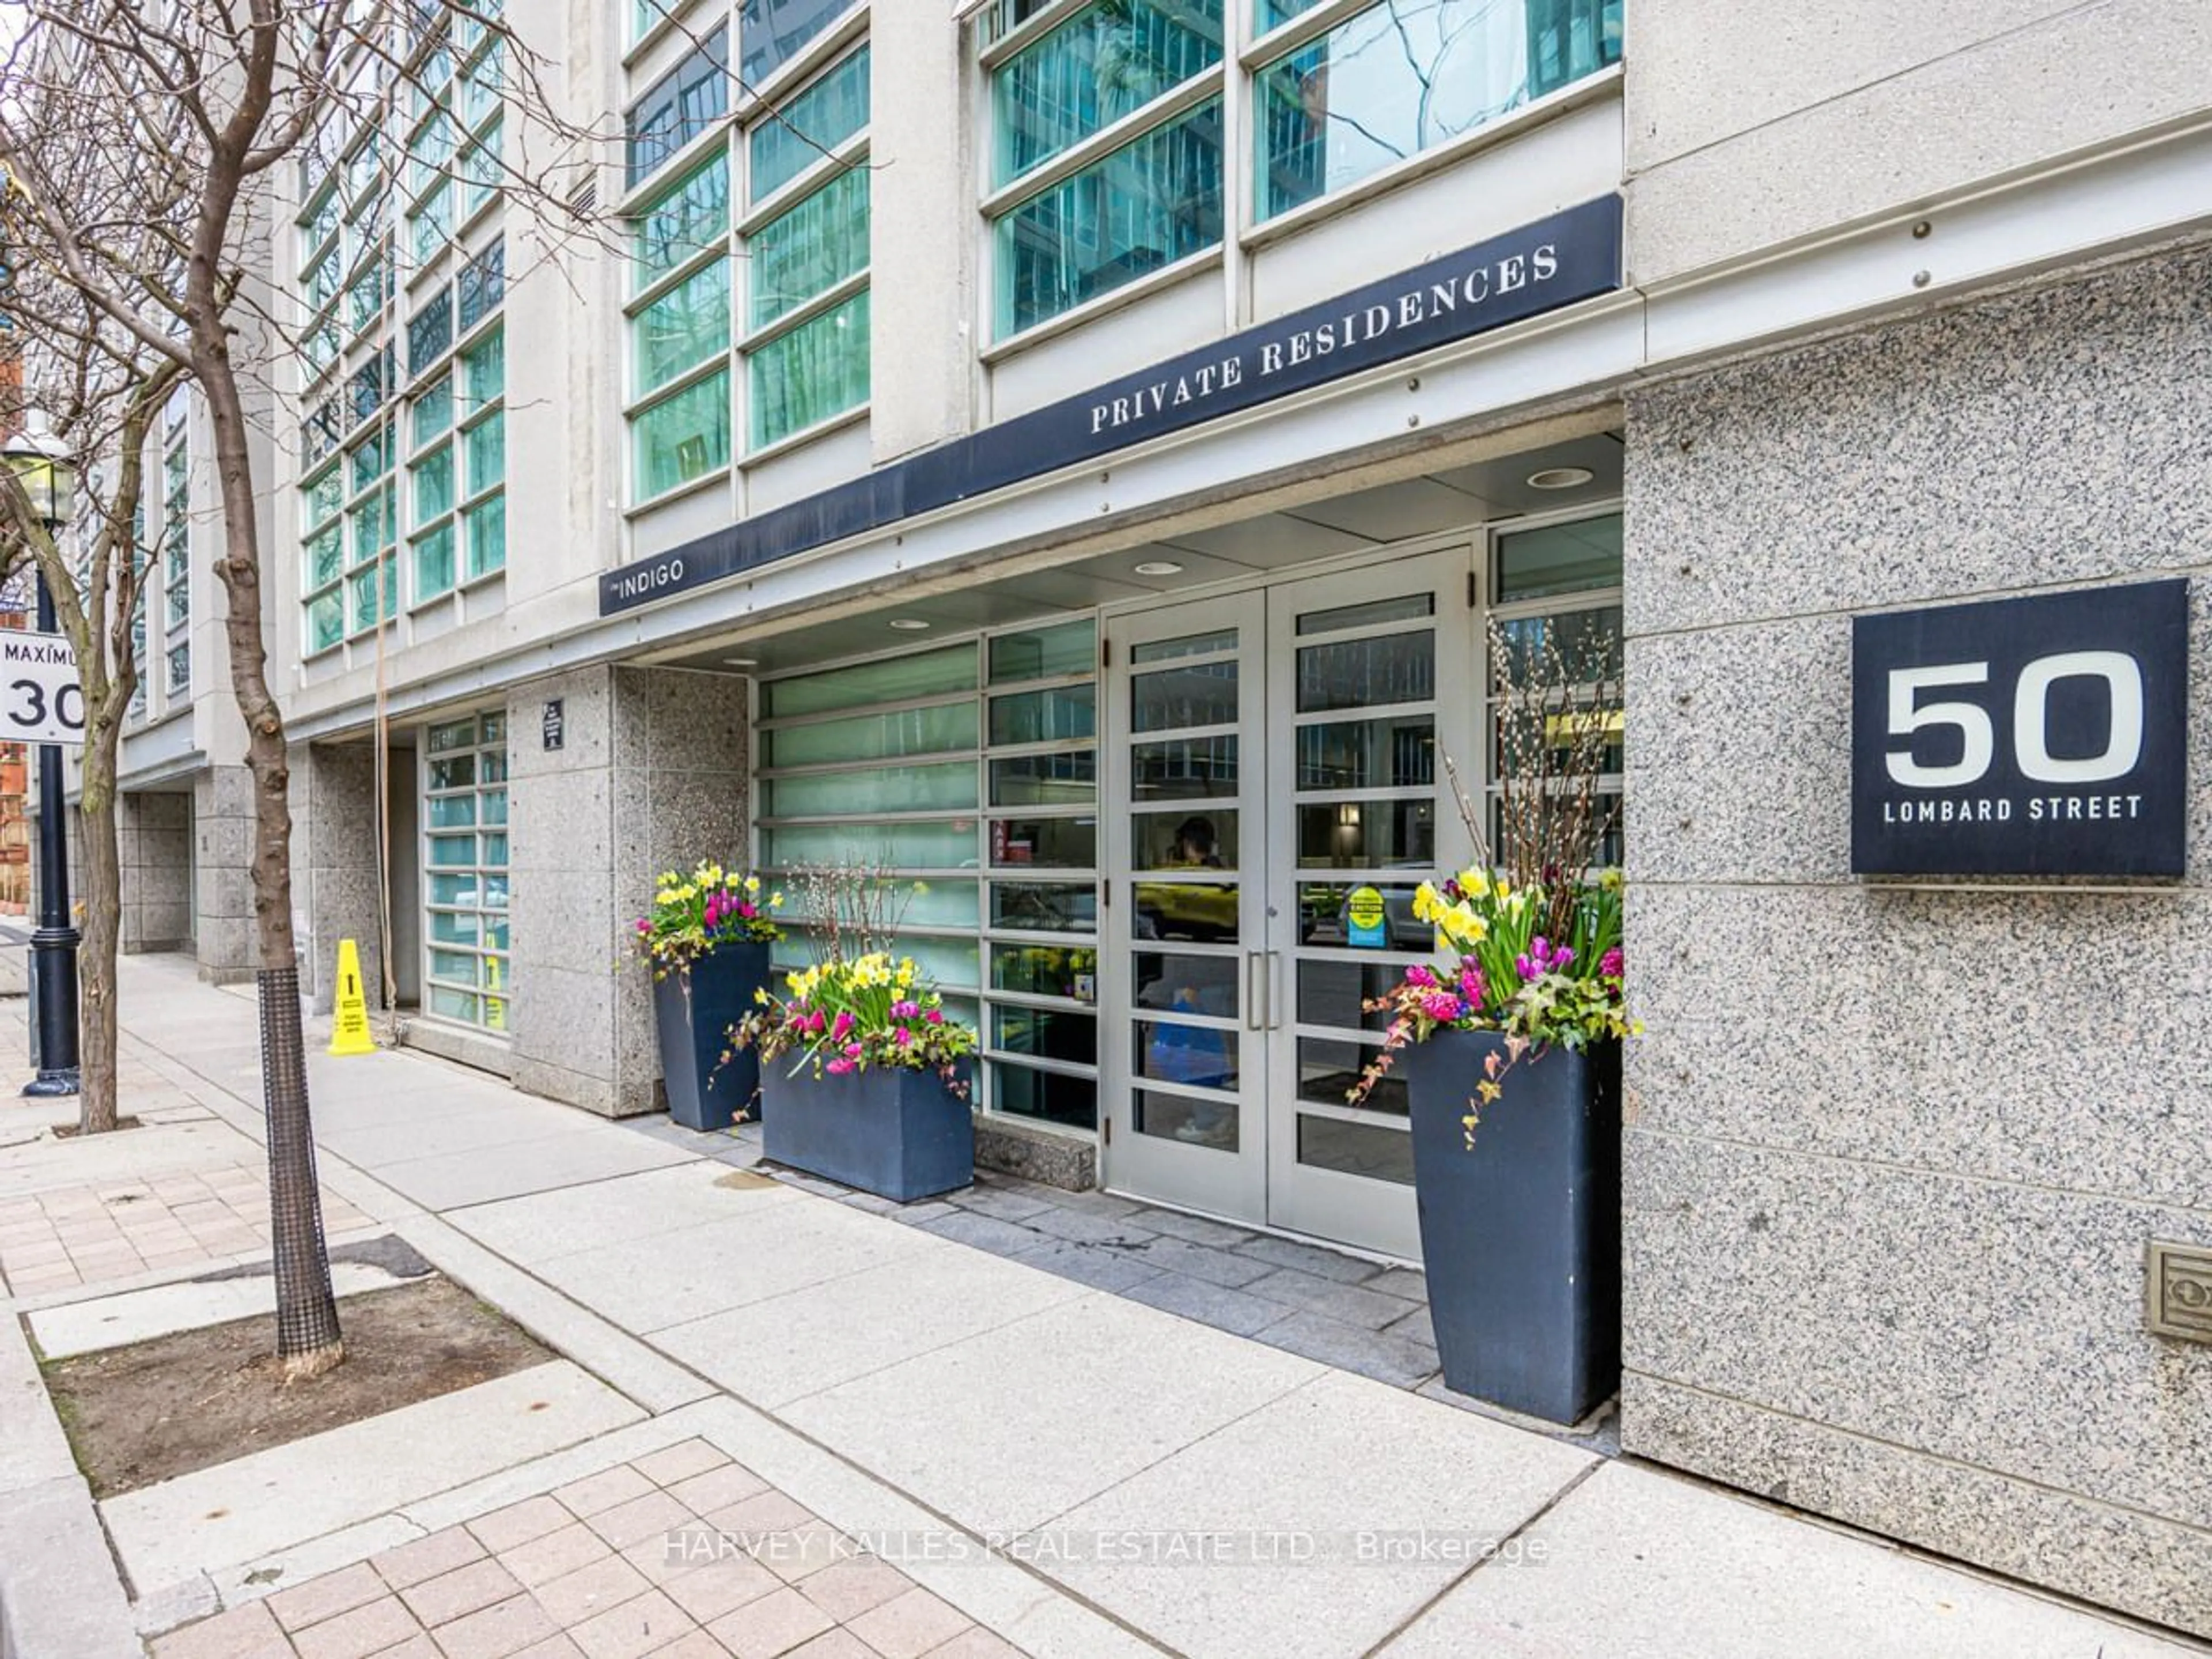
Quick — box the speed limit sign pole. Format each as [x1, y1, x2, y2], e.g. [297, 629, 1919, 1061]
[20, 569, 79, 1097]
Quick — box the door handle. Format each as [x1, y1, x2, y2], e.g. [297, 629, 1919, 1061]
[1245, 951, 1266, 1032]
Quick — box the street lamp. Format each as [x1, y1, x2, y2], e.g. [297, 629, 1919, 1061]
[3, 430, 80, 1097]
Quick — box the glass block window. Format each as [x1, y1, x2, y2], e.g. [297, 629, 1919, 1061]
[627, 31, 728, 187]
[1255, 0, 1622, 221]
[756, 621, 1101, 1131]
[422, 713, 512, 1033]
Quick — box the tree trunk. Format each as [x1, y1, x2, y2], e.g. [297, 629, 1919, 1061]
[75, 752, 120, 1137]
[196, 327, 344, 1380]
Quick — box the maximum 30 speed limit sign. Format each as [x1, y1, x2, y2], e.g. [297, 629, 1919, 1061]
[0, 630, 86, 747]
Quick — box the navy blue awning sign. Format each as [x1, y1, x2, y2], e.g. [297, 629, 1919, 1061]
[600, 194, 1623, 618]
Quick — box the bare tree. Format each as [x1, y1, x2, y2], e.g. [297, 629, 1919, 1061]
[0, 271, 183, 1135]
[0, 0, 608, 1379]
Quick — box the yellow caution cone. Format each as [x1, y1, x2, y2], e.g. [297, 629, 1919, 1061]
[328, 938, 377, 1056]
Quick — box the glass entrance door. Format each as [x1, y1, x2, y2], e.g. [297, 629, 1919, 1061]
[1101, 592, 1269, 1224]
[1101, 551, 1474, 1258]
[1262, 551, 1474, 1257]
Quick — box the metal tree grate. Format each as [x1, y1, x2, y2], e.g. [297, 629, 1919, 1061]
[259, 966, 343, 1358]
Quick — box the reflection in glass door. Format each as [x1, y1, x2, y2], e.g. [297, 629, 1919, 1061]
[1101, 552, 1476, 1256]
[1101, 592, 1268, 1226]
[1263, 551, 1474, 1259]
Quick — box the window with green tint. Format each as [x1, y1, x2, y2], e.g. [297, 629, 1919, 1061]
[761, 701, 979, 768]
[1255, 0, 1623, 221]
[1256, 0, 1324, 25]
[1495, 512, 1622, 600]
[749, 46, 870, 202]
[762, 643, 976, 717]
[305, 527, 343, 589]
[412, 445, 453, 525]
[988, 685, 1096, 746]
[763, 760, 979, 819]
[634, 157, 730, 291]
[633, 369, 731, 498]
[990, 619, 1095, 682]
[748, 168, 869, 329]
[308, 591, 344, 653]
[992, 0, 1222, 187]
[748, 289, 868, 448]
[899, 880, 980, 928]
[462, 327, 505, 407]
[996, 99, 1222, 337]
[414, 523, 456, 597]
[762, 819, 982, 870]
[895, 937, 980, 995]
[635, 259, 730, 395]
[464, 495, 505, 578]
[464, 409, 504, 495]
[414, 375, 453, 445]
[302, 465, 343, 532]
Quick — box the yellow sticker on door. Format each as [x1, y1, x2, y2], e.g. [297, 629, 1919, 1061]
[1347, 885, 1387, 949]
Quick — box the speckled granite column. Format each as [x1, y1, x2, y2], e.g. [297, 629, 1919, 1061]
[286, 742, 384, 1015]
[1620, 243, 2212, 1636]
[506, 664, 749, 1118]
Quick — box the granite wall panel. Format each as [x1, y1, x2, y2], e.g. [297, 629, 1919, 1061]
[507, 665, 748, 1118]
[1622, 244, 2212, 1635]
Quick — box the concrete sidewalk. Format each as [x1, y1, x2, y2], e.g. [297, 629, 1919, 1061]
[5, 950, 2205, 1659]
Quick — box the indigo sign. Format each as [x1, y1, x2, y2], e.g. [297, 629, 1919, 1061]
[600, 196, 1622, 616]
[1851, 579, 2189, 876]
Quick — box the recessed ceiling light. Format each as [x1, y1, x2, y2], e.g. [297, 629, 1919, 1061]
[888, 618, 931, 631]
[1527, 466, 1595, 490]
[723, 656, 759, 668]
[1133, 560, 1184, 577]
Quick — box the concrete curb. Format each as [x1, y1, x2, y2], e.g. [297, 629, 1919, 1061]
[0, 1306, 139, 1658]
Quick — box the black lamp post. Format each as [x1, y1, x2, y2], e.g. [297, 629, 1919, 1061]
[4, 438, 79, 1097]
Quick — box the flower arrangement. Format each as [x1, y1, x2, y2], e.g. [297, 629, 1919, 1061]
[632, 861, 783, 976]
[1353, 866, 1637, 1137]
[732, 952, 978, 1098]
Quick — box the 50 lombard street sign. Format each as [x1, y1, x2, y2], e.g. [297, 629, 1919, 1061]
[1851, 579, 2190, 876]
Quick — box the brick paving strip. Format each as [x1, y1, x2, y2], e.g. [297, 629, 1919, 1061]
[0, 1165, 371, 1295]
[149, 1438, 1025, 1659]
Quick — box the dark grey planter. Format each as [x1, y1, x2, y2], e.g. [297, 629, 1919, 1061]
[760, 1059, 974, 1202]
[651, 941, 772, 1132]
[1397, 1031, 1621, 1425]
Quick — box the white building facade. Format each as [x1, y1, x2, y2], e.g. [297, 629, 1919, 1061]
[103, 0, 2212, 1635]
